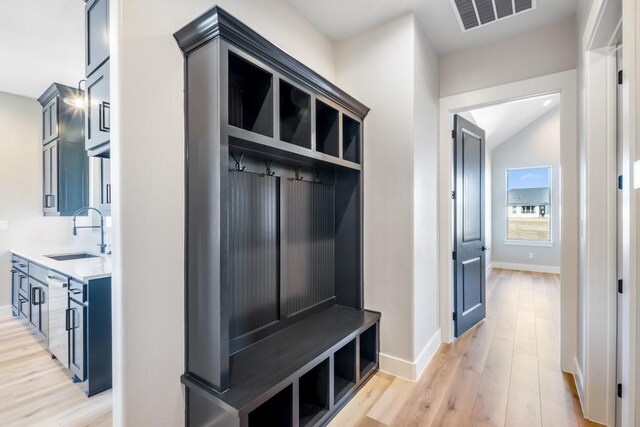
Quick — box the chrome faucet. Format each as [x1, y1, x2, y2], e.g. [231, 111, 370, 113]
[72, 207, 107, 254]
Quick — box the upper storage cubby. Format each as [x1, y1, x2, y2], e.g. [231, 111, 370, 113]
[315, 100, 339, 158]
[280, 80, 311, 148]
[342, 115, 361, 164]
[228, 52, 273, 137]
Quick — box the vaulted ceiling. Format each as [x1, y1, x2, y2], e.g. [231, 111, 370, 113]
[461, 93, 561, 150]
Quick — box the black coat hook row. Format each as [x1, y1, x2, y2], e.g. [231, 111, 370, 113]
[264, 160, 275, 176]
[231, 153, 245, 171]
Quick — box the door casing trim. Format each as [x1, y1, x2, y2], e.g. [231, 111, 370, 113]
[438, 70, 578, 376]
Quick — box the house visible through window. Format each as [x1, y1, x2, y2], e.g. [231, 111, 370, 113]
[506, 167, 551, 242]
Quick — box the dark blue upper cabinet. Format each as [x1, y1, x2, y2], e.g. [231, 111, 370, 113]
[85, 0, 110, 158]
[38, 83, 89, 216]
[42, 97, 59, 145]
[85, 61, 110, 157]
[85, 0, 109, 78]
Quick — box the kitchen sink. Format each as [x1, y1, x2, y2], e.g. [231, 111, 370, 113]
[45, 253, 99, 261]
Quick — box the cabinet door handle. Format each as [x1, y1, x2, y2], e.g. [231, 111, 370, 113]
[99, 101, 110, 132]
[65, 308, 71, 331]
[106, 184, 111, 204]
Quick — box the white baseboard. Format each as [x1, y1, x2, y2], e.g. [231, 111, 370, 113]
[379, 329, 441, 381]
[0, 305, 12, 318]
[414, 329, 442, 379]
[491, 261, 560, 274]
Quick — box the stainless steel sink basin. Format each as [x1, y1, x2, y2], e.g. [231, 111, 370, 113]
[45, 253, 99, 261]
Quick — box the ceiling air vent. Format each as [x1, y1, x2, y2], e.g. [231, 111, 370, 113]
[451, 0, 536, 32]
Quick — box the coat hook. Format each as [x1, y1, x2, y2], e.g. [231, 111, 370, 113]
[294, 167, 304, 181]
[231, 153, 245, 172]
[315, 170, 323, 183]
[264, 160, 275, 176]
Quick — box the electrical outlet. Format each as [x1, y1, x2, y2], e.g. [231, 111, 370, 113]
[0, 220, 8, 230]
[529, 252, 534, 259]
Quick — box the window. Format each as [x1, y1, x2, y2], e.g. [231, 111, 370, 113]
[506, 167, 551, 242]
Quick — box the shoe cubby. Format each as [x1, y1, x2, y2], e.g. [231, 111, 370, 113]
[248, 384, 293, 427]
[299, 358, 330, 427]
[228, 51, 274, 137]
[359, 323, 377, 378]
[315, 100, 339, 157]
[333, 339, 357, 403]
[342, 115, 361, 164]
[280, 80, 311, 148]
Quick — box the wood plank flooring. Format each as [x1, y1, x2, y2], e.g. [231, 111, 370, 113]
[0, 315, 112, 427]
[0, 269, 601, 427]
[330, 269, 603, 427]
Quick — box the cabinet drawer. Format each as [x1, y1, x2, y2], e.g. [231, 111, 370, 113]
[69, 279, 87, 303]
[11, 255, 28, 274]
[29, 262, 49, 284]
[11, 255, 29, 275]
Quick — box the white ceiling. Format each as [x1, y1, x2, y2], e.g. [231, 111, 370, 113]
[287, 0, 578, 53]
[0, 0, 84, 99]
[462, 93, 560, 150]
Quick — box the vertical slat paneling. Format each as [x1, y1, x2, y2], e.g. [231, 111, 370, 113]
[229, 172, 279, 339]
[286, 180, 335, 315]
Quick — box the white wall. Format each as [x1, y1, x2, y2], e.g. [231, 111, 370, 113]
[335, 13, 416, 368]
[335, 14, 441, 379]
[440, 16, 578, 97]
[491, 106, 561, 270]
[113, 1, 337, 425]
[0, 92, 101, 312]
[412, 20, 441, 373]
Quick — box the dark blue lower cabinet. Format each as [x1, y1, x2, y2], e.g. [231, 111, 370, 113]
[69, 298, 87, 381]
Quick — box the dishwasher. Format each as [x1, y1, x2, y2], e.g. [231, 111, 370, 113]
[47, 272, 69, 369]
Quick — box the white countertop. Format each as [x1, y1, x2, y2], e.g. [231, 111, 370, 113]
[11, 248, 112, 282]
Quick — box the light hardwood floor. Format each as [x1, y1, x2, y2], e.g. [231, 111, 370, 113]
[0, 270, 600, 427]
[0, 315, 112, 427]
[330, 269, 603, 427]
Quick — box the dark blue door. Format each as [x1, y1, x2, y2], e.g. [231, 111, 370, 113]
[453, 115, 487, 337]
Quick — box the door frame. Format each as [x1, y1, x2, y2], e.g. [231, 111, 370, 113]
[438, 70, 578, 374]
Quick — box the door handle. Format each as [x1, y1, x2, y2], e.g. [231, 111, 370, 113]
[65, 308, 72, 331]
[481, 246, 490, 252]
[99, 101, 111, 132]
[106, 184, 111, 204]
